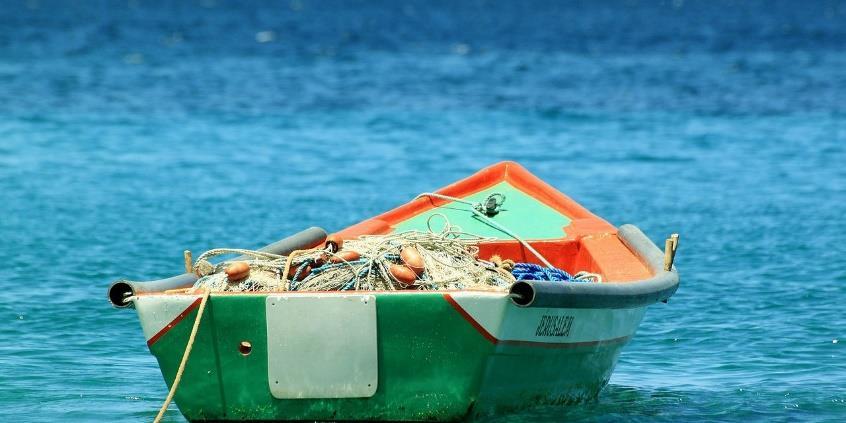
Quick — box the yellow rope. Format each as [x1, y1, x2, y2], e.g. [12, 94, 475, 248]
[152, 288, 211, 423]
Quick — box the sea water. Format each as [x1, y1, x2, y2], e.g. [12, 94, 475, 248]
[1, 1, 844, 421]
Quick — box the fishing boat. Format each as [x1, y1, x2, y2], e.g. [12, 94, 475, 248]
[109, 161, 680, 422]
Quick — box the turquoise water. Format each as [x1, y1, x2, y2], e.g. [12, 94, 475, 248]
[2, 1, 845, 421]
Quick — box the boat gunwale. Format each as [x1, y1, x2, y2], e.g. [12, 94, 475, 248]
[134, 289, 512, 298]
[508, 224, 680, 309]
[134, 225, 677, 302]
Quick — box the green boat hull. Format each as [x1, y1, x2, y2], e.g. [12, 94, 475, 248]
[138, 292, 643, 421]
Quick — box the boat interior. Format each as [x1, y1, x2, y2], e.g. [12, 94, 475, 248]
[334, 161, 653, 283]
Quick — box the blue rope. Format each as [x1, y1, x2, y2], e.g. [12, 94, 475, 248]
[289, 258, 319, 291]
[309, 259, 367, 275]
[511, 263, 586, 282]
[342, 262, 375, 291]
[291, 259, 371, 291]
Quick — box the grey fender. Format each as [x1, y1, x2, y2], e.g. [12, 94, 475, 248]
[107, 226, 328, 308]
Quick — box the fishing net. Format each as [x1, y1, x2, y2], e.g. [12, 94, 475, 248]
[191, 225, 515, 293]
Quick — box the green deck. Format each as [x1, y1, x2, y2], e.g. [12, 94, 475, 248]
[391, 182, 571, 240]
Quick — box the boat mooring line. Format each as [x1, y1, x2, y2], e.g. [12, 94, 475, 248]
[153, 288, 210, 423]
[444, 294, 631, 349]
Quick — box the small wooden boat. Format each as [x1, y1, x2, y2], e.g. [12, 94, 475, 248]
[110, 161, 679, 421]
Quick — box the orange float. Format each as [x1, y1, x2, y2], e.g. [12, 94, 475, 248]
[330, 249, 361, 264]
[225, 262, 251, 282]
[389, 264, 418, 286]
[400, 246, 425, 275]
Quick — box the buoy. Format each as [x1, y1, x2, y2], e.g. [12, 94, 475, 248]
[389, 264, 418, 286]
[324, 235, 343, 253]
[400, 246, 425, 275]
[330, 249, 361, 264]
[225, 262, 250, 282]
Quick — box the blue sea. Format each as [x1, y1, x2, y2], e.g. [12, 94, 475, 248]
[1, 0, 845, 421]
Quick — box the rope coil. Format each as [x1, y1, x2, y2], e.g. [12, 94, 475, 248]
[511, 263, 602, 283]
[415, 192, 555, 268]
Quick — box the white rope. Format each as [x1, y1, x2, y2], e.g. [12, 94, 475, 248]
[574, 271, 603, 283]
[415, 192, 555, 268]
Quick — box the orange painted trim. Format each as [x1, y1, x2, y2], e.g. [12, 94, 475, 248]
[443, 294, 631, 349]
[146, 297, 202, 347]
[579, 235, 652, 281]
[330, 161, 655, 282]
[334, 161, 616, 240]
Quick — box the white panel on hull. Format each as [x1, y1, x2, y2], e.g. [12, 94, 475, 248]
[448, 292, 646, 344]
[266, 294, 378, 399]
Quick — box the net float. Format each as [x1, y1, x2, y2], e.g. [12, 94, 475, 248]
[389, 264, 418, 286]
[400, 246, 425, 275]
[287, 263, 312, 281]
[329, 249, 361, 264]
[225, 262, 251, 282]
[324, 235, 343, 253]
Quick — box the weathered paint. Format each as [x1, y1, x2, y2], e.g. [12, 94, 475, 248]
[137, 291, 642, 421]
[265, 294, 379, 399]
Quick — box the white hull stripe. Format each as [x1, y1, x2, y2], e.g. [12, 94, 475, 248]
[444, 292, 644, 347]
[136, 292, 644, 349]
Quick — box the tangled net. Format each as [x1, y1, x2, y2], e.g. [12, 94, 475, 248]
[189, 248, 289, 292]
[191, 222, 516, 293]
[294, 231, 513, 292]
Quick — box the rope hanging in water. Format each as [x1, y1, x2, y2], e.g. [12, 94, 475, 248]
[153, 287, 210, 423]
